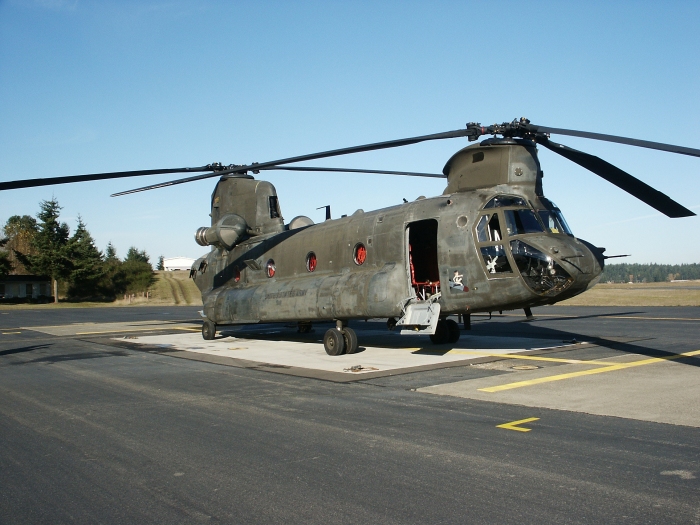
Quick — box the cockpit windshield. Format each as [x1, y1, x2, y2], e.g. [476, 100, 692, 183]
[537, 200, 573, 235]
[504, 209, 543, 236]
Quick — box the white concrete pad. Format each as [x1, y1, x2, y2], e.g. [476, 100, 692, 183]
[420, 355, 700, 428]
[119, 332, 573, 375]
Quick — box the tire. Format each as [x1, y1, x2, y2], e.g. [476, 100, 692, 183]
[446, 319, 460, 343]
[324, 328, 346, 356]
[202, 320, 217, 340]
[343, 327, 359, 354]
[429, 320, 450, 345]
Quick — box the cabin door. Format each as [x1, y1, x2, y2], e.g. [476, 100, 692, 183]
[406, 219, 440, 300]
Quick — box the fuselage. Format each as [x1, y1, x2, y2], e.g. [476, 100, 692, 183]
[192, 188, 603, 326]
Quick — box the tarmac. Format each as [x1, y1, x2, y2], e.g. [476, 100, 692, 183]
[1, 305, 699, 524]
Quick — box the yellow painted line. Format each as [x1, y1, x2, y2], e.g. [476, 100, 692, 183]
[75, 326, 199, 335]
[479, 349, 700, 393]
[496, 417, 540, 432]
[444, 348, 611, 366]
[1, 331, 21, 335]
[475, 313, 700, 322]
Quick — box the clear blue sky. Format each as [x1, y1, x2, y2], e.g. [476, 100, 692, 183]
[1, 0, 699, 264]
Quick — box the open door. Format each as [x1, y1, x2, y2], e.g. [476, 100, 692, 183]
[407, 219, 440, 300]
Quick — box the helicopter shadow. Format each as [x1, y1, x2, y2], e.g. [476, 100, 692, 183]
[411, 318, 700, 368]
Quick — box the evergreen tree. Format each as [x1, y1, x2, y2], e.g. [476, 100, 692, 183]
[120, 246, 155, 294]
[100, 241, 124, 299]
[66, 216, 106, 298]
[105, 242, 118, 262]
[0, 250, 12, 278]
[156, 255, 164, 271]
[17, 199, 71, 302]
[125, 246, 150, 266]
[3, 215, 38, 274]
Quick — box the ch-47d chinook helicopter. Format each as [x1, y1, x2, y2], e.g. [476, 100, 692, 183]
[2, 118, 698, 355]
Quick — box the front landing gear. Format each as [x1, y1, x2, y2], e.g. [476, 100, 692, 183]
[323, 322, 359, 356]
[429, 319, 460, 345]
[202, 319, 217, 340]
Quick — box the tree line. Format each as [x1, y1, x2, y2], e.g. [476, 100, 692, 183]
[0, 198, 164, 301]
[601, 263, 700, 283]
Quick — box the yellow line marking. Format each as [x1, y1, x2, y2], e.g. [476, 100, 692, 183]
[1, 331, 21, 335]
[479, 349, 700, 393]
[496, 417, 540, 432]
[76, 326, 199, 335]
[443, 348, 611, 366]
[475, 313, 700, 322]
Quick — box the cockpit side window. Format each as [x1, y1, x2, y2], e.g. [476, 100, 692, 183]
[476, 214, 503, 242]
[475, 212, 512, 275]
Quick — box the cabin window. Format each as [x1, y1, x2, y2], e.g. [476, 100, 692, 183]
[353, 243, 366, 265]
[306, 252, 317, 272]
[266, 259, 276, 278]
[504, 209, 544, 236]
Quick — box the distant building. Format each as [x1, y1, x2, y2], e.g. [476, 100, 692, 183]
[0, 275, 52, 301]
[163, 257, 195, 271]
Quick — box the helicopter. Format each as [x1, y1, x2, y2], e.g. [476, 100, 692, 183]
[1, 118, 698, 355]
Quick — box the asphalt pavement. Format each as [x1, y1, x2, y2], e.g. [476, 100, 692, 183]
[1, 305, 699, 524]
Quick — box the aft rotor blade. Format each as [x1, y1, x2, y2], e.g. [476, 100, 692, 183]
[529, 124, 700, 158]
[0, 166, 215, 192]
[259, 166, 446, 178]
[113, 128, 472, 195]
[539, 138, 695, 218]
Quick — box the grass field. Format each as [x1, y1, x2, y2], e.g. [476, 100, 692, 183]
[559, 281, 700, 307]
[2, 275, 698, 309]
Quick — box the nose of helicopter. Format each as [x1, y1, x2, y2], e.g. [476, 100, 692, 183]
[508, 235, 604, 299]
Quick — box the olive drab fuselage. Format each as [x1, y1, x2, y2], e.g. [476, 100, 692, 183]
[191, 139, 604, 327]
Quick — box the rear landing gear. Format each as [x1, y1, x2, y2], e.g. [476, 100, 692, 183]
[202, 319, 217, 340]
[323, 328, 345, 356]
[323, 323, 359, 356]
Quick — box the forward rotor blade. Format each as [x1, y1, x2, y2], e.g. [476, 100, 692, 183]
[539, 138, 695, 218]
[112, 128, 472, 195]
[529, 124, 700, 158]
[0, 166, 215, 192]
[258, 166, 446, 178]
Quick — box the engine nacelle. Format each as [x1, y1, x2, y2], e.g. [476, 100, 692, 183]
[195, 213, 248, 250]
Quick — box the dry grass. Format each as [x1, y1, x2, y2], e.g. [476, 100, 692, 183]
[0, 271, 202, 309]
[3, 275, 698, 309]
[560, 281, 700, 307]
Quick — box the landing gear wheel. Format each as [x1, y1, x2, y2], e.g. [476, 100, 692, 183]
[387, 317, 397, 331]
[342, 327, 359, 354]
[323, 328, 346, 356]
[202, 320, 217, 340]
[446, 319, 460, 343]
[429, 320, 450, 345]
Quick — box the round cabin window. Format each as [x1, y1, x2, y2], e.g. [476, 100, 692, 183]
[306, 252, 317, 272]
[266, 259, 276, 278]
[353, 243, 367, 265]
[233, 266, 240, 282]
